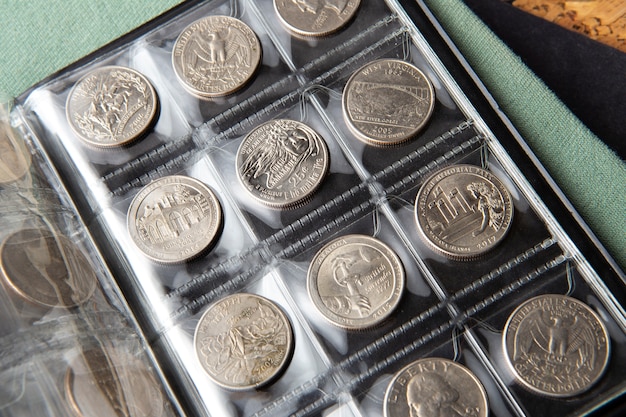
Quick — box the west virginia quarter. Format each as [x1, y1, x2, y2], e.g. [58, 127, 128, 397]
[274, 0, 360, 37]
[384, 358, 488, 417]
[307, 235, 404, 330]
[236, 119, 329, 208]
[172, 16, 261, 98]
[127, 175, 223, 264]
[194, 293, 294, 391]
[503, 294, 610, 397]
[414, 165, 513, 259]
[66, 66, 158, 147]
[343, 59, 435, 146]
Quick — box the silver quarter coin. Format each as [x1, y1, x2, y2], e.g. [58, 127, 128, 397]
[0, 228, 97, 308]
[172, 15, 262, 98]
[414, 165, 513, 259]
[503, 294, 610, 397]
[65, 347, 165, 417]
[307, 234, 404, 330]
[236, 119, 330, 208]
[194, 293, 294, 391]
[342, 59, 435, 146]
[127, 175, 223, 264]
[274, 0, 360, 37]
[384, 358, 488, 417]
[0, 121, 31, 184]
[66, 66, 158, 148]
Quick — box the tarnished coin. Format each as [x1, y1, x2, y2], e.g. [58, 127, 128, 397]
[503, 294, 610, 397]
[0, 229, 97, 308]
[274, 0, 360, 37]
[384, 358, 488, 417]
[66, 66, 158, 147]
[342, 59, 435, 146]
[414, 165, 513, 259]
[194, 293, 294, 391]
[65, 347, 165, 417]
[307, 234, 404, 330]
[127, 175, 223, 264]
[172, 15, 262, 98]
[236, 119, 329, 208]
[0, 121, 31, 184]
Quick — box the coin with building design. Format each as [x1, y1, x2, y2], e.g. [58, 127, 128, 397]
[127, 175, 223, 264]
[414, 164, 513, 259]
[236, 119, 330, 208]
[342, 59, 435, 146]
[307, 234, 405, 330]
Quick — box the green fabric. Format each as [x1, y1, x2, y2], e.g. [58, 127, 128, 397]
[1, 0, 623, 269]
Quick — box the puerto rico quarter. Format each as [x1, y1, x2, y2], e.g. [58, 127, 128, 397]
[384, 358, 488, 417]
[194, 293, 295, 391]
[414, 165, 513, 259]
[0, 121, 31, 184]
[307, 235, 404, 330]
[0, 229, 97, 308]
[342, 59, 435, 146]
[503, 294, 610, 397]
[65, 348, 165, 417]
[236, 119, 330, 208]
[127, 175, 223, 264]
[274, 0, 360, 37]
[66, 66, 158, 147]
[172, 15, 262, 98]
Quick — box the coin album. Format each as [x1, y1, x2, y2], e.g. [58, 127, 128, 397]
[1, 1, 625, 416]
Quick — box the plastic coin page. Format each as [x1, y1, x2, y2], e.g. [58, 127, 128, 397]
[1, 0, 624, 416]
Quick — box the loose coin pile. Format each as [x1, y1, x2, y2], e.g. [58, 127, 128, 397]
[172, 15, 262, 98]
[0, 228, 97, 308]
[384, 357, 488, 417]
[194, 293, 294, 391]
[66, 66, 159, 148]
[127, 175, 223, 264]
[236, 119, 330, 208]
[342, 59, 435, 146]
[414, 164, 513, 259]
[274, 0, 361, 37]
[503, 294, 610, 397]
[307, 234, 405, 330]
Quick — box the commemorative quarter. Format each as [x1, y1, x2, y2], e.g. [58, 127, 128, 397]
[414, 165, 513, 259]
[0, 228, 97, 308]
[65, 347, 165, 417]
[194, 293, 294, 390]
[127, 175, 223, 264]
[307, 234, 404, 330]
[66, 66, 158, 147]
[503, 294, 610, 397]
[342, 59, 435, 146]
[172, 15, 262, 98]
[384, 358, 488, 417]
[236, 119, 330, 208]
[274, 0, 360, 37]
[0, 121, 31, 184]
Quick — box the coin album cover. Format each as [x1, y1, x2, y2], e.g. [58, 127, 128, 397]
[1, 1, 625, 416]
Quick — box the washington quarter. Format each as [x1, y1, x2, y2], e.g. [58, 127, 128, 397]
[414, 165, 513, 259]
[307, 234, 404, 330]
[503, 294, 610, 397]
[66, 66, 158, 148]
[65, 347, 165, 417]
[236, 119, 329, 208]
[127, 175, 223, 264]
[172, 15, 262, 98]
[0, 121, 31, 184]
[194, 293, 294, 391]
[274, 0, 360, 37]
[0, 229, 97, 308]
[342, 59, 435, 146]
[384, 358, 488, 417]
